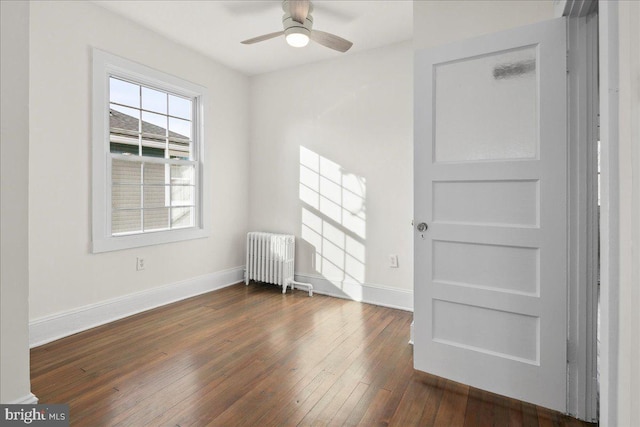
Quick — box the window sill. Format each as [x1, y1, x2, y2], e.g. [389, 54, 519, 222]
[92, 226, 208, 253]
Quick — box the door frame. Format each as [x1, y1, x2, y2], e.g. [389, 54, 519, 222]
[560, 1, 600, 422]
[595, 1, 632, 426]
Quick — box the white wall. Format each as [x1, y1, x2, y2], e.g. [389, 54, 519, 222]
[599, 1, 640, 425]
[0, 0, 34, 404]
[249, 42, 413, 308]
[28, 1, 249, 322]
[608, 1, 640, 425]
[414, 0, 555, 50]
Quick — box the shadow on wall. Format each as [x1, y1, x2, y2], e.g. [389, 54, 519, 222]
[298, 146, 367, 300]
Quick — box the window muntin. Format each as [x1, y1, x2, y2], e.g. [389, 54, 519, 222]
[92, 49, 207, 252]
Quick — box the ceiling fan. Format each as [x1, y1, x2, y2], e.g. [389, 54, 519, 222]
[241, 0, 353, 53]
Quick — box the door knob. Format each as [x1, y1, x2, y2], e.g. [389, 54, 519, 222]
[417, 222, 428, 232]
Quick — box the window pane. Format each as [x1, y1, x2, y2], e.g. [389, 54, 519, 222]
[144, 208, 169, 231]
[143, 163, 166, 184]
[171, 185, 194, 206]
[169, 147, 190, 160]
[112, 184, 141, 209]
[112, 159, 141, 184]
[141, 146, 165, 158]
[110, 78, 139, 108]
[110, 104, 139, 134]
[171, 207, 193, 228]
[142, 87, 167, 114]
[110, 143, 138, 155]
[169, 117, 191, 140]
[169, 95, 192, 120]
[141, 134, 166, 158]
[171, 164, 195, 184]
[112, 209, 141, 234]
[141, 111, 167, 137]
[143, 185, 167, 208]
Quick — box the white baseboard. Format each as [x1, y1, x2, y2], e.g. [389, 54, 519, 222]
[293, 273, 413, 312]
[29, 267, 244, 348]
[7, 393, 38, 405]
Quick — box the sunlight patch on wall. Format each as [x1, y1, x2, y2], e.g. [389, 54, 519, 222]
[299, 146, 367, 296]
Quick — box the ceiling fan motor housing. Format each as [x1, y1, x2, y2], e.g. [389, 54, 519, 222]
[282, 14, 313, 39]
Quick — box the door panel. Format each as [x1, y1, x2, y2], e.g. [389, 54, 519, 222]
[414, 18, 567, 412]
[432, 179, 539, 227]
[434, 46, 539, 162]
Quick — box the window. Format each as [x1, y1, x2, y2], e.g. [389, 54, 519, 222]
[92, 49, 208, 252]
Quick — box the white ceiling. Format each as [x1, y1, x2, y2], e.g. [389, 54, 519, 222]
[92, 1, 413, 76]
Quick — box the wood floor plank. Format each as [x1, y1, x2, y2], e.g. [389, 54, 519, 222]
[416, 375, 448, 426]
[327, 381, 370, 426]
[357, 387, 392, 426]
[310, 376, 364, 426]
[388, 375, 432, 426]
[433, 379, 470, 427]
[464, 388, 509, 427]
[251, 307, 396, 426]
[116, 293, 334, 425]
[375, 344, 416, 426]
[30, 283, 597, 427]
[486, 390, 511, 426]
[73, 287, 316, 425]
[464, 388, 496, 427]
[523, 401, 541, 427]
[157, 291, 377, 426]
[206, 298, 376, 426]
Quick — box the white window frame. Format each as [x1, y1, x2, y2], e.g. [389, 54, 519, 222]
[92, 48, 209, 253]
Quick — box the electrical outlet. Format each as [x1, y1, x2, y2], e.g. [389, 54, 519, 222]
[136, 257, 145, 271]
[389, 254, 399, 268]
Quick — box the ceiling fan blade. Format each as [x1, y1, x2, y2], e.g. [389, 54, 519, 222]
[289, 0, 310, 24]
[241, 31, 285, 45]
[310, 30, 353, 53]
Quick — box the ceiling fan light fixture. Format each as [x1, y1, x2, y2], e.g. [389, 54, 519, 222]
[285, 29, 309, 47]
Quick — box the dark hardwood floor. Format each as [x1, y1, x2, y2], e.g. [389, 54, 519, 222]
[31, 283, 595, 426]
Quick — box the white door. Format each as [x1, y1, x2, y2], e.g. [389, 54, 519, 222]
[414, 18, 567, 412]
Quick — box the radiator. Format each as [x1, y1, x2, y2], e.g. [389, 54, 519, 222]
[245, 232, 313, 296]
